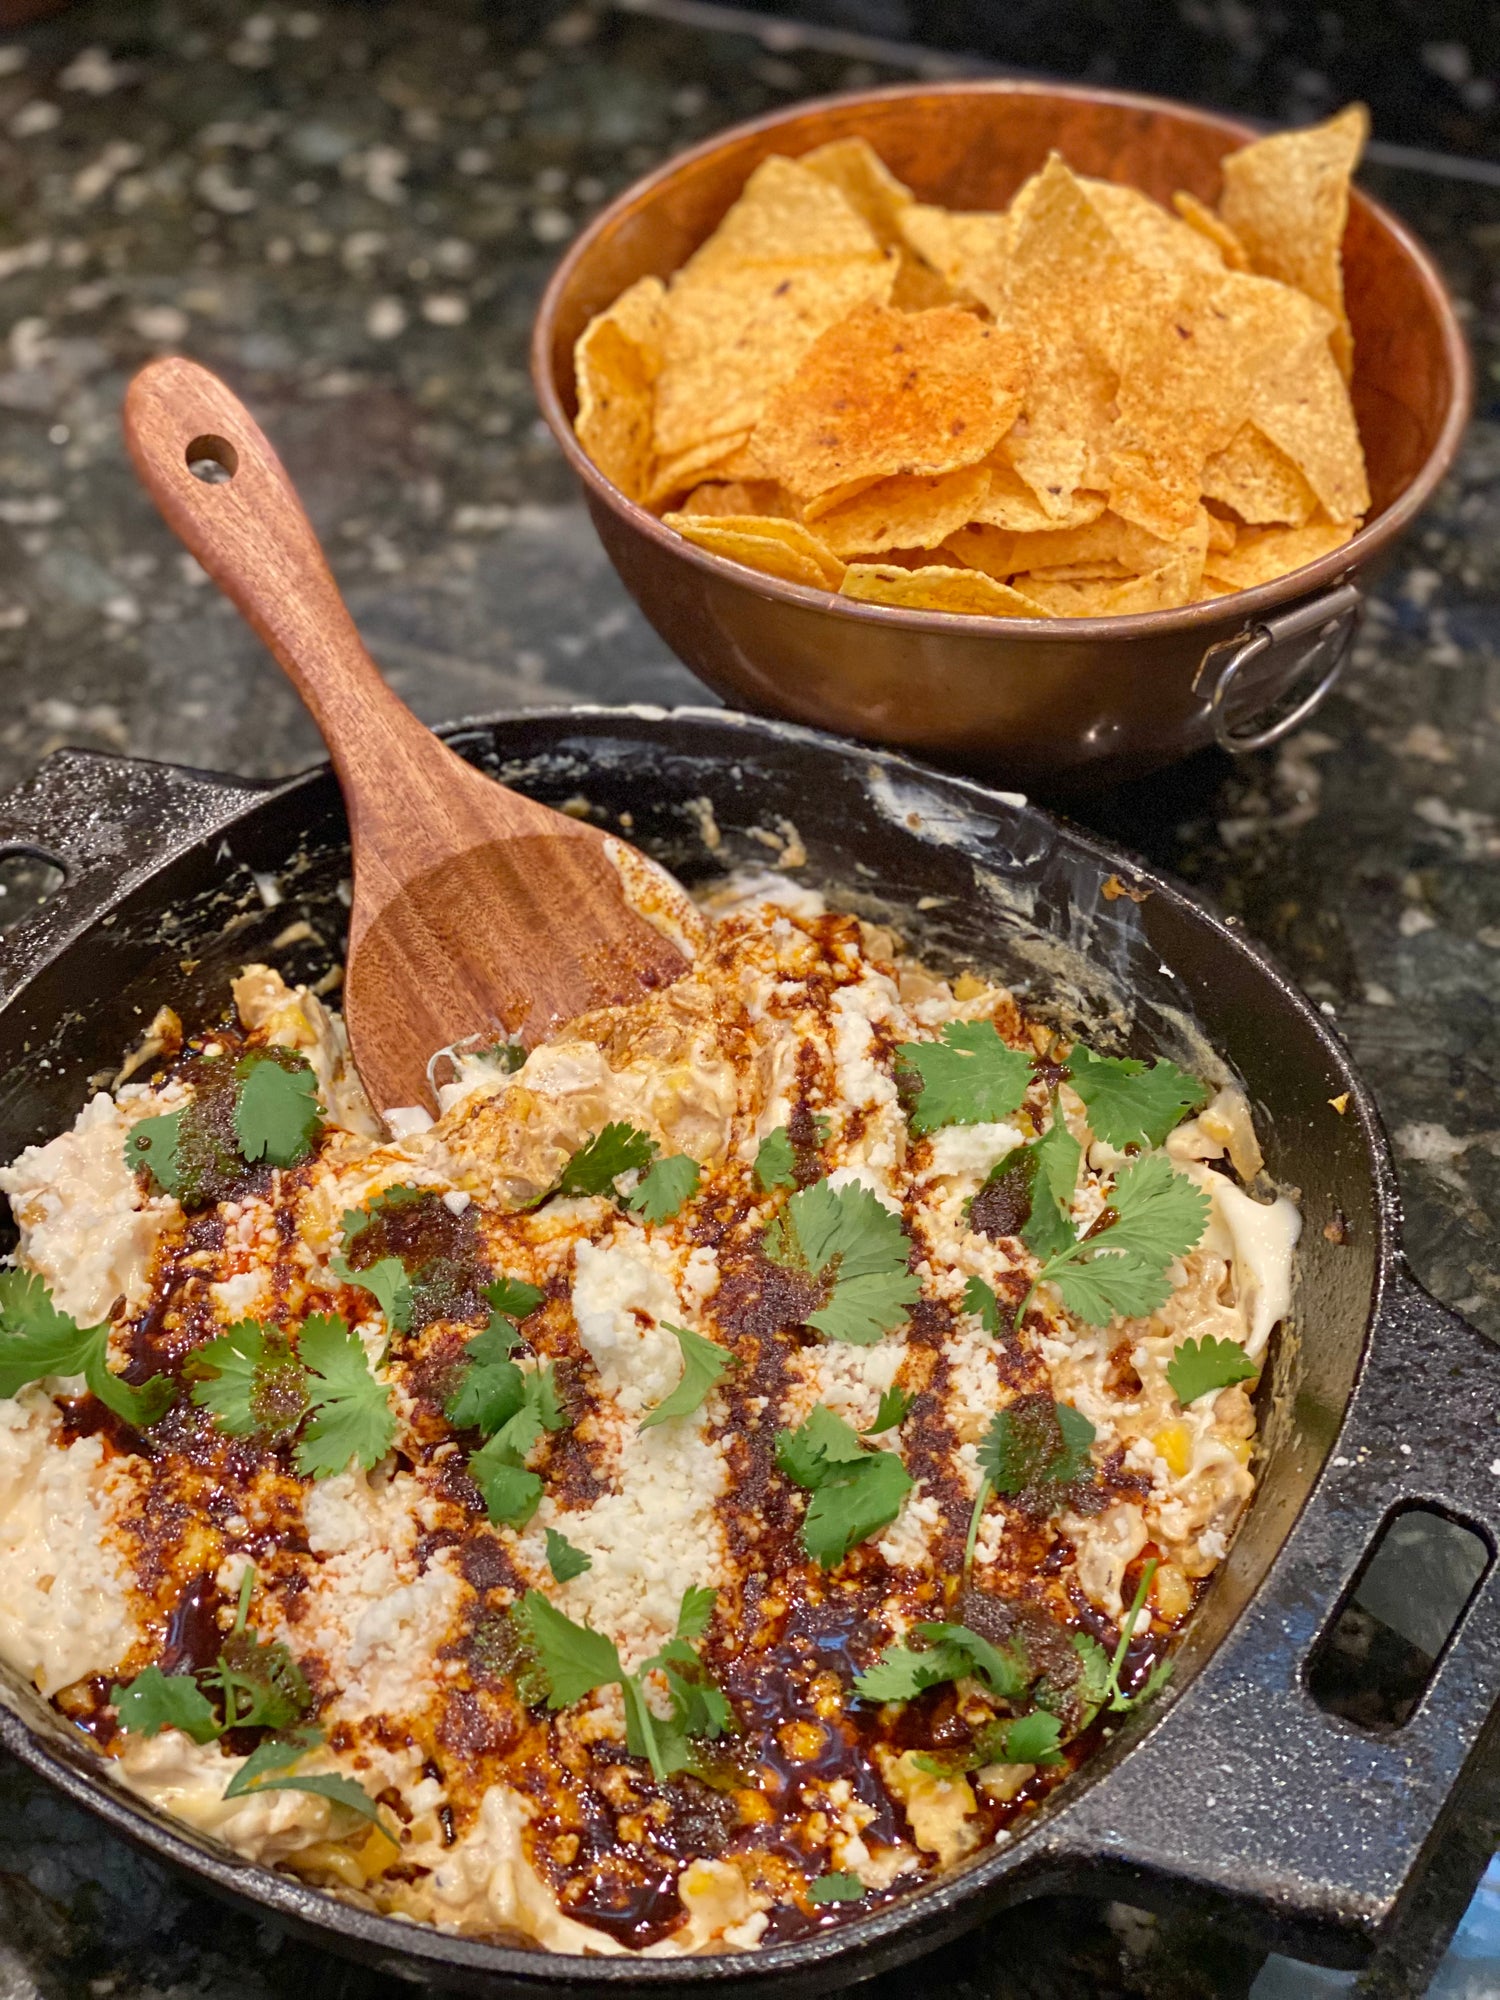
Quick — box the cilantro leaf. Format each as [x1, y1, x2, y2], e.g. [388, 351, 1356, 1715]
[1082, 1558, 1174, 1720]
[511, 1590, 622, 1708]
[774, 1403, 868, 1487]
[486, 1276, 546, 1322]
[0, 1270, 172, 1428]
[1022, 1111, 1082, 1261]
[208, 1628, 312, 1732]
[808, 1872, 864, 1905]
[233, 1051, 322, 1167]
[469, 1449, 542, 1528]
[979, 1398, 1096, 1497]
[1072, 1631, 1113, 1711]
[775, 1403, 913, 1567]
[802, 1451, 913, 1568]
[865, 1385, 911, 1434]
[110, 1664, 220, 1744]
[853, 1638, 972, 1703]
[1166, 1334, 1257, 1407]
[627, 1155, 701, 1225]
[292, 1314, 395, 1479]
[640, 1324, 736, 1429]
[557, 1123, 658, 1199]
[467, 1365, 567, 1525]
[1028, 1155, 1211, 1328]
[341, 1185, 424, 1243]
[962, 1275, 1002, 1336]
[913, 1621, 1030, 1701]
[124, 1111, 185, 1196]
[753, 1127, 796, 1192]
[222, 1732, 391, 1833]
[896, 1021, 1033, 1135]
[676, 1585, 717, 1641]
[443, 1323, 526, 1435]
[764, 1178, 919, 1345]
[1066, 1045, 1205, 1149]
[545, 1527, 591, 1582]
[997, 1709, 1065, 1765]
[191, 1320, 310, 1441]
[330, 1253, 412, 1336]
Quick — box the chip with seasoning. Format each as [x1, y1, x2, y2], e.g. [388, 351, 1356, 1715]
[572, 116, 1371, 616]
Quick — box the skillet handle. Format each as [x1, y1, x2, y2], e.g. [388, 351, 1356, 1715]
[1045, 1263, 1500, 1968]
[0, 747, 271, 998]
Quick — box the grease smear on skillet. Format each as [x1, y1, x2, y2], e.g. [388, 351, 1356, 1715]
[0, 872, 1297, 1955]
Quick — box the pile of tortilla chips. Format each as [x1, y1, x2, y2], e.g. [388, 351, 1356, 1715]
[572, 108, 1371, 618]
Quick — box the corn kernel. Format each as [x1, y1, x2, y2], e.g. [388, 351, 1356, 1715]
[952, 972, 986, 1001]
[778, 1720, 828, 1762]
[1153, 1423, 1192, 1479]
[1152, 1561, 1194, 1621]
[1228, 1435, 1254, 1467]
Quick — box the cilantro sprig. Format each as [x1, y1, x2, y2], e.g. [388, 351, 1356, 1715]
[1166, 1335, 1257, 1407]
[754, 1127, 797, 1192]
[964, 1395, 1096, 1571]
[0, 1270, 173, 1430]
[545, 1527, 591, 1582]
[763, 1178, 919, 1346]
[221, 1728, 392, 1836]
[1015, 1154, 1210, 1333]
[865, 1384, 911, 1435]
[467, 1364, 567, 1527]
[627, 1155, 701, 1225]
[112, 1567, 313, 1746]
[557, 1123, 658, 1200]
[895, 1021, 1033, 1135]
[775, 1404, 913, 1567]
[190, 1311, 393, 1479]
[641, 1324, 736, 1430]
[808, 1872, 864, 1905]
[127, 1049, 322, 1207]
[854, 1620, 1029, 1704]
[510, 1585, 733, 1783]
[1066, 1047, 1205, 1150]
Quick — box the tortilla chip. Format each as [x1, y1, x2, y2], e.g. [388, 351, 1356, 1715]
[1172, 190, 1250, 270]
[1217, 105, 1368, 378]
[1083, 180, 1226, 271]
[971, 457, 1107, 533]
[1204, 508, 1238, 553]
[679, 480, 790, 519]
[665, 514, 845, 591]
[1003, 156, 1148, 513]
[890, 252, 957, 311]
[814, 466, 990, 557]
[840, 561, 1046, 616]
[951, 508, 1200, 580]
[897, 204, 1010, 314]
[1201, 421, 1317, 525]
[1108, 268, 1336, 539]
[653, 255, 897, 460]
[645, 429, 754, 509]
[1201, 514, 1354, 590]
[1248, 336, 1370, 524]
[800, 138, 914, 250]
[687, 153, 885, 272]
[750, 303, 1027, 503]
[573, 275, 665, 503]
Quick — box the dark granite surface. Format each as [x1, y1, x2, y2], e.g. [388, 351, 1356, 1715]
[0, 0, 1495, 1993]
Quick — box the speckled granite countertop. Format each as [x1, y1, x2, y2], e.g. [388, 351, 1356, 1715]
[0, 0, 1495, 1993]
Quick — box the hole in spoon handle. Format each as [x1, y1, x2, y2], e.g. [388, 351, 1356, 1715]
[122, 355, 407, 777]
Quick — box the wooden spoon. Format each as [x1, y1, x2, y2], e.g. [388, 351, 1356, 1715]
[123, 356, 693, 1119]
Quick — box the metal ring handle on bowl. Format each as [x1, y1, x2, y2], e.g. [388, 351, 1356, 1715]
[1195, 580, 1364, 756]
[1047, 1263, 1500, 1967]
[0, 747, 271, 998]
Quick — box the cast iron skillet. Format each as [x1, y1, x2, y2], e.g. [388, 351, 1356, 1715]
[0, 707, 1497, 1997]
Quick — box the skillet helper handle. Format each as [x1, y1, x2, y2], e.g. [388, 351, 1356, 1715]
[121, 358, 440, 809]
[1049, 1265, 1500, 1967]
[1195, 580, 1362, 755]
[0, 747, 268, 999]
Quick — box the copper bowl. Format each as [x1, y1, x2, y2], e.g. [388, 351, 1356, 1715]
[531, 81, 1471, 790]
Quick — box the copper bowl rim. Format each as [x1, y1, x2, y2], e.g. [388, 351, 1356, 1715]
[531, 76, 1473, 644]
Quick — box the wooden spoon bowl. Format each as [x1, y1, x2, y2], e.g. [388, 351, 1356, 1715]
[124, 357, 692, 1119]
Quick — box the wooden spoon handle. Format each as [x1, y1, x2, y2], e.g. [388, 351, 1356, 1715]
[122, 356, 440, 803]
